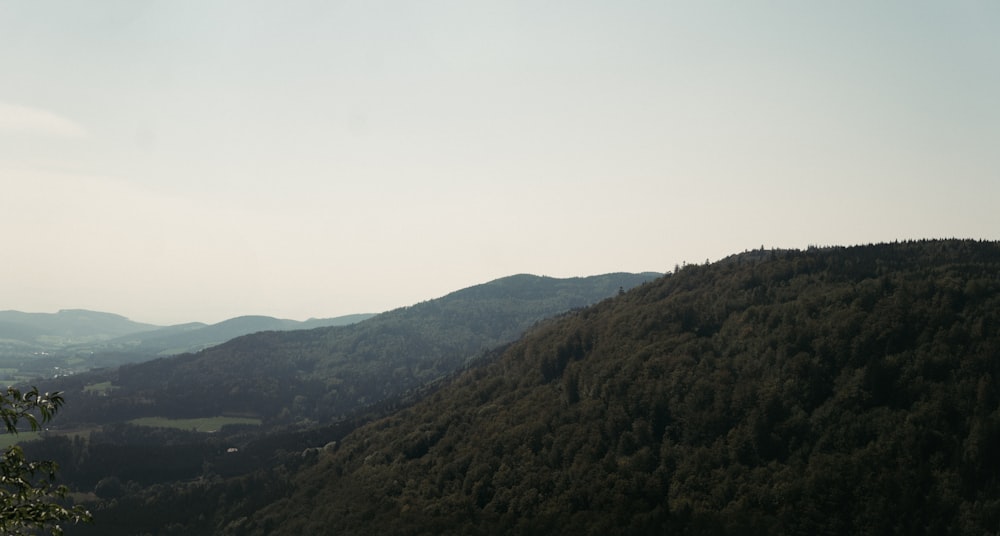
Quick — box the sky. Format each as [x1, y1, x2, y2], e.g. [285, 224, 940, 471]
[2, 1, 998, 325]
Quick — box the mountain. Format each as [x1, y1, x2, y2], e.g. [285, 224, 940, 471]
[29, 272, 660, 533]
[299, 314, 375, 330]
[47, 272, 660, 427]
[99, 313, 377, 356]
[0, 309, 157, 347]
[0, 309, 376, 383]
[186, 240, 998, 535]
[0, 309, 162, 380]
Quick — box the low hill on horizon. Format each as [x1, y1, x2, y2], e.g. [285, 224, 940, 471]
[0, 309, 376, 381]
[97, 313, 377, 356]
[0, 308, 158, 348]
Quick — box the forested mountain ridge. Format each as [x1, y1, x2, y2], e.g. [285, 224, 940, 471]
[0, 310, 374, 382]
[94, 313, 376, 356]
[218, 240, 1000, 535]
[48, 272, 659, 427]
[0, 309, 156, 348]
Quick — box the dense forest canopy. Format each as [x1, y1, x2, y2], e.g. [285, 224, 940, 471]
[41, 241, 1000, 535]
[225, 240, 1000, 535]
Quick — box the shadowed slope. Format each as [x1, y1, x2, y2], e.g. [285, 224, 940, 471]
[238, 240, 1000, 535]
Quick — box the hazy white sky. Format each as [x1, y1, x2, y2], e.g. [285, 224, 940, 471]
[2, 1, 998, 325]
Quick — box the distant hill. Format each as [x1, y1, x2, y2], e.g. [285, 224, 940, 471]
[201, 240, 1000, 535]
[0, 309, 157, 347]
[48, 272, 660, 426]
[0, 309, 376, 382]
[99, 313, 376, 356]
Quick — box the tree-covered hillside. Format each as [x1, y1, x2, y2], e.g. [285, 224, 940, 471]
[47, 273, 658, 427]
[0, 309, 157, 344]
[0, 310, 374, 383]
[223, 240, 1000, 535]
[94, 313, 376, 356]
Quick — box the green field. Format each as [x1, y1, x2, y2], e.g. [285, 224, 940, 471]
[128, 416, 261, 432]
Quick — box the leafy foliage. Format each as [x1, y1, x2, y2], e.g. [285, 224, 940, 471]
[0, 387, 90, 535]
